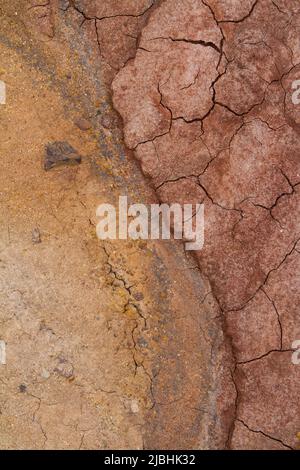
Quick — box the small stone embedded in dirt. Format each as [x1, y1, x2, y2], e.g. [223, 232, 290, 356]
[130, 400, 139, 414]
[44, 141, 82, 171]
[137, 337, 148, 348]
[41, 369, 51, 379]
[19, 384, 27, 393]
[32, 227, 41, 244]
[54, 356, 74, 379]
[133, 291, 144, 301]
[75, 117, 92, 131]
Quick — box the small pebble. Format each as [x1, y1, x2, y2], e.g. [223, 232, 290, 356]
[131, 400, 139, 414]
[32, 228, 41, 244]
[41, 369, 50, 379]
[75, 118, 92, 131]
[133, 291, 144, 301]
[44, 141, 82, 171]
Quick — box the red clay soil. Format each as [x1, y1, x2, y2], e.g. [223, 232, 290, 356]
[111, 0, 300, 449]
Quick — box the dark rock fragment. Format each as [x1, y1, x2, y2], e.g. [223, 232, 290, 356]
[44, 141, 82, 171]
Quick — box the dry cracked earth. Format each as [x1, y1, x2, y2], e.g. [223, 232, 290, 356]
[0, 0, 299, 451]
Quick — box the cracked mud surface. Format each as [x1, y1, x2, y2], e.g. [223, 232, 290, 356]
[0, 0, 299, 450]
[111, 0, 300, 450]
